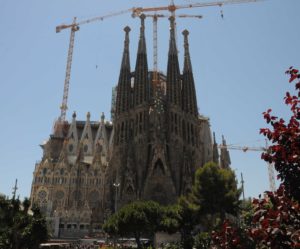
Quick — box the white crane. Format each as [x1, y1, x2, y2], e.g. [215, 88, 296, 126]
[218, 142, 276, 192]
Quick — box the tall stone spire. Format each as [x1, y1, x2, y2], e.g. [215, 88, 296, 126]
[133, 14, 149, 106]
[212, 132, 219, 164]
[181, 29, 198, 116]
[220, 135, 231, 168]
[166, 16, 181, 106]
[116, 26, 131, 115]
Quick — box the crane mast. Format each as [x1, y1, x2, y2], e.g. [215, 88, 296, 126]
[59, 17, 79, 122]
[56, 11, 132, 122]
[144, 13, 202, 87]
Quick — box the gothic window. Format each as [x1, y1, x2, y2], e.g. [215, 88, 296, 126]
[126, 185, 134, 195]
[143, 111, 147, 131]
[117, 124, 120, 144]
[125, 121, 128, 141]
[68, 144, 74, 152]
[55, 190, 64, 200]
[191, 124, 194, 146]
[84, 144, 89, 153]
[171, 113, 174, 133]
[38, 190, 47, 200]
[121, 122, 124, 142]
[175, 114, 178, 135]
[42, 168, 47, 176]
[139, 112, 142, 133]
[187, 122, 190, 144]
[129, 119, 134, 138]
[135, 115, 138, 136]
[60, 168, 64, 175]
[154, 159, 165, 175]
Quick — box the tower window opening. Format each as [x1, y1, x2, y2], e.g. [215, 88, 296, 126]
[139, 112, 142, 133]
[191, 124, 195, 146]
[121, 122, 124, 142]
[187, 123, 191, 144]
[135, 114, 138, 136]
[175, 114, 178, 135]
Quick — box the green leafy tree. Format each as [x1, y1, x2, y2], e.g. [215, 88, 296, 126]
[212, 68, 300, 248]
[161, 197, 199, 249]
[260, 67, 300, 201]
[0, 196, 48, 249]
[103, 200, 162, 249]
[190, 162, 241, 230]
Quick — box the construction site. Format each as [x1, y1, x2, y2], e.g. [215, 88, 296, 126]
[24, 0, 286, 239]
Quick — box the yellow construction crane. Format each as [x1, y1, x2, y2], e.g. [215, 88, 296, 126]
[55, 0, 263, 121]
[131, 0, 263, 17]
[218, 142, 276, 192]
[130, 0, 263, 86]
[55, 9, 133, 123]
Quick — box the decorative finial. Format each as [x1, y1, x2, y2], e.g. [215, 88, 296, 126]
[140, 14, 145, 32]
[182, 29, 189, 37]
[183, 29, 190, 50]
[213, 132, 216, 143]
[101, 112, 105, 123]
[87, 112, 91, 120]
[72, 111, 76, 119]
[169, 16, 175, 22]
[169, 16, 176, 29]
[124, 26, 131, 34]
[222, 135, 226, 145]
[182, 29, 192, 72]
[140, 13, 146, 20]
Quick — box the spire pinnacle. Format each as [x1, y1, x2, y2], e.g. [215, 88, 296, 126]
[212, 132, 219, 164]
[121, 26, 131, 69]
[138, 14, 146, 54]
[101, 112, 105, 123]
[134, 14, 149, 106]
[182, 29, 193, 72]
[168, 16, 177, 55]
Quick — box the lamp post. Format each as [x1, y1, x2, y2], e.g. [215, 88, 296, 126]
[113, 182, 120, 213]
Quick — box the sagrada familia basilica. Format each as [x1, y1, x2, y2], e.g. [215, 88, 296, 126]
[30, 15, 231, 238]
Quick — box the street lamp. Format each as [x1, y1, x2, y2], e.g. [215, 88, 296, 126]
[113, 182, 120, 213]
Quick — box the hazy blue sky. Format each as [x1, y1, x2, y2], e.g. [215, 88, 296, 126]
[0, 0, 299, 199]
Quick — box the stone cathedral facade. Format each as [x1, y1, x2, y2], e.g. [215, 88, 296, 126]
[30, 16, 230, 238]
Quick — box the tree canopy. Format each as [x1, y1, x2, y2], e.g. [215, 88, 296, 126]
[191, 162, 241, 222]
[103, 200, 162, 249]
[0, 196, 48, 249]
[260, 67, 300, 201]
[212, 68, 300, 248]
